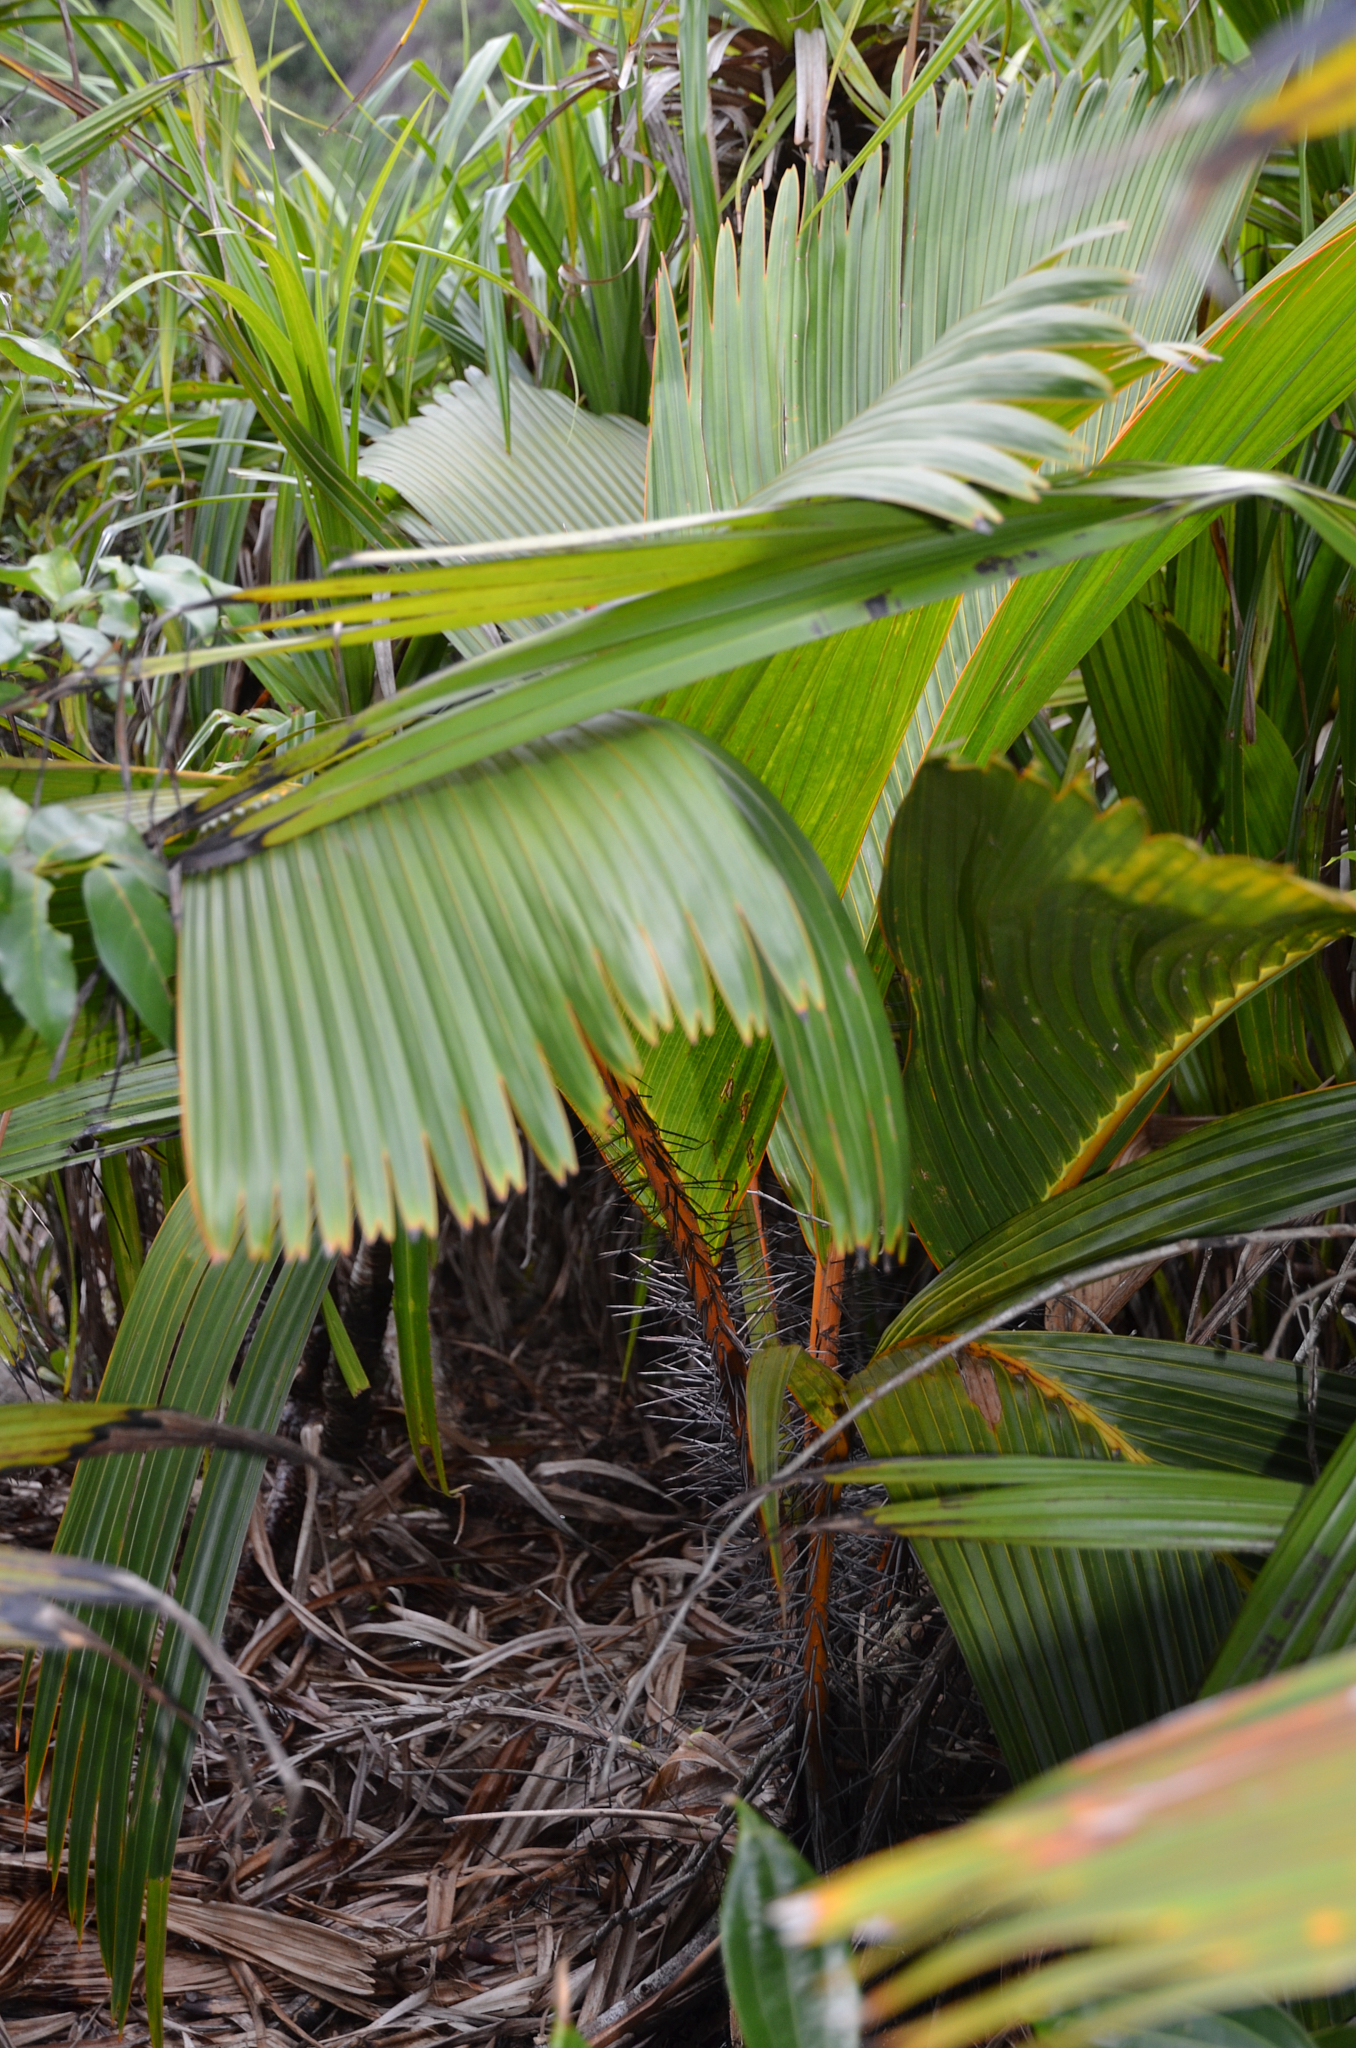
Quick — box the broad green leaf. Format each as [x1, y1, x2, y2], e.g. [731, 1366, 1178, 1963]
[881, 1085, 1356, 1350]
[930, 200, 1356, 764]
[1207, 1415, 1356, 1691]
[779, 1648, 1356, 2048]
[82, 867, 176, 1048]
[26, 804, 168, 895]
[0, 333, 75, 382]
[881, 758, 1356, 1265]
[856, 1455, 1299, 1550]
[180, 715, 905, 1258]
[720, 1803, 859, 2048]
[628, 605, 950, 1246]
[0, 1051, 179, 1179]
[28, 1192, 332, 2023]
[851, 1345, 1240, 1776]
[25, 547, 84, 607]
[971, 1330, 1356, 1481]
[0, 861, 77, 1048]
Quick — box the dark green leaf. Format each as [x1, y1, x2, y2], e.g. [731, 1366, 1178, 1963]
[856, 1455, 1299, 1550]
[880, 758, 1355, 1266]
[782, 1648, 1356, 2048]
[851, 1346, 1240, 1777]
[1207, 1414, 1356, 1691]
[882, 1087, 1356, 1350]
[0, 860, 76, 1047]
[82, 866, 176, 1047]
[720, 1803, 858, 2048]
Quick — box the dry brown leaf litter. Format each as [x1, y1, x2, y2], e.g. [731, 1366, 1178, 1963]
[0, 1173, 1004, 2048]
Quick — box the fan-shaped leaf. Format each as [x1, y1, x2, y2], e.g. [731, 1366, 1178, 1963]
[0, 1051, 180, 1180]
[850, 1345, 1240, 1776]
[882, 1085, 1356, 1350]
[855, 1455, 1299, 1549]
[180, 714, 906, 1256]
[778, 1648, 1356, 2048]
[881, 758, 1356, 1266]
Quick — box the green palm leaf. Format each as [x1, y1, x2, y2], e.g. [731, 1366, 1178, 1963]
[883, 1085, 1356, 1348]
[881, 757, 1356, 1266]
[853, 1088, 1356, 1772]
[969, 1329, 1356, 1480]
[850, 1344, 1241, 1775]
[179, 715, 906, 1255]
[780, 1647, 1356, 2048]
[854, 1455, 1299, 1549]
[928, 195, 1356, 766]
[27, 1192, 332, 2023]
[0, 1050, 180, 1179]
[1208, 1414, 1356, 1690]
[358, 368, 647, 652]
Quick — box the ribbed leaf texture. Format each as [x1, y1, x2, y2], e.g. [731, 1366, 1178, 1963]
[885, 1085, 1356, 1346]
[779, 1648, 1356, 2048]
[850, 1347, 1240, 1777]
[881, 758, 1355, 1265]
[0, 1050, 179, 1179]
[26, 1194, 331, 2021]
[844, 64, 1256, 918]
[180, 714, 906, 1255]
[859, 1456, 1299, 1550]
[972, 1330, 1356, 1480]
[928, 193, 1356, 766]
[358, 368, 647, 651]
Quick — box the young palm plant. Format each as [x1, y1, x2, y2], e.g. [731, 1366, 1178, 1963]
[10, 0, 1356, 2039]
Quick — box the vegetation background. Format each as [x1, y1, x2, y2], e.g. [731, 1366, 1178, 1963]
[5, 0, 1356, 2044]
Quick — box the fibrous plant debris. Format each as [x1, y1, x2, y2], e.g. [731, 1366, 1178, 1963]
[0, 1159, 998, 2046]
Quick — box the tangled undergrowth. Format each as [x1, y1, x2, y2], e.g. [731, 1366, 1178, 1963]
[0, 1159, 1003, 2046]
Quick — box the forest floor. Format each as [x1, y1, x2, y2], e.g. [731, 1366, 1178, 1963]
[0, 1165, 1006, 2048]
